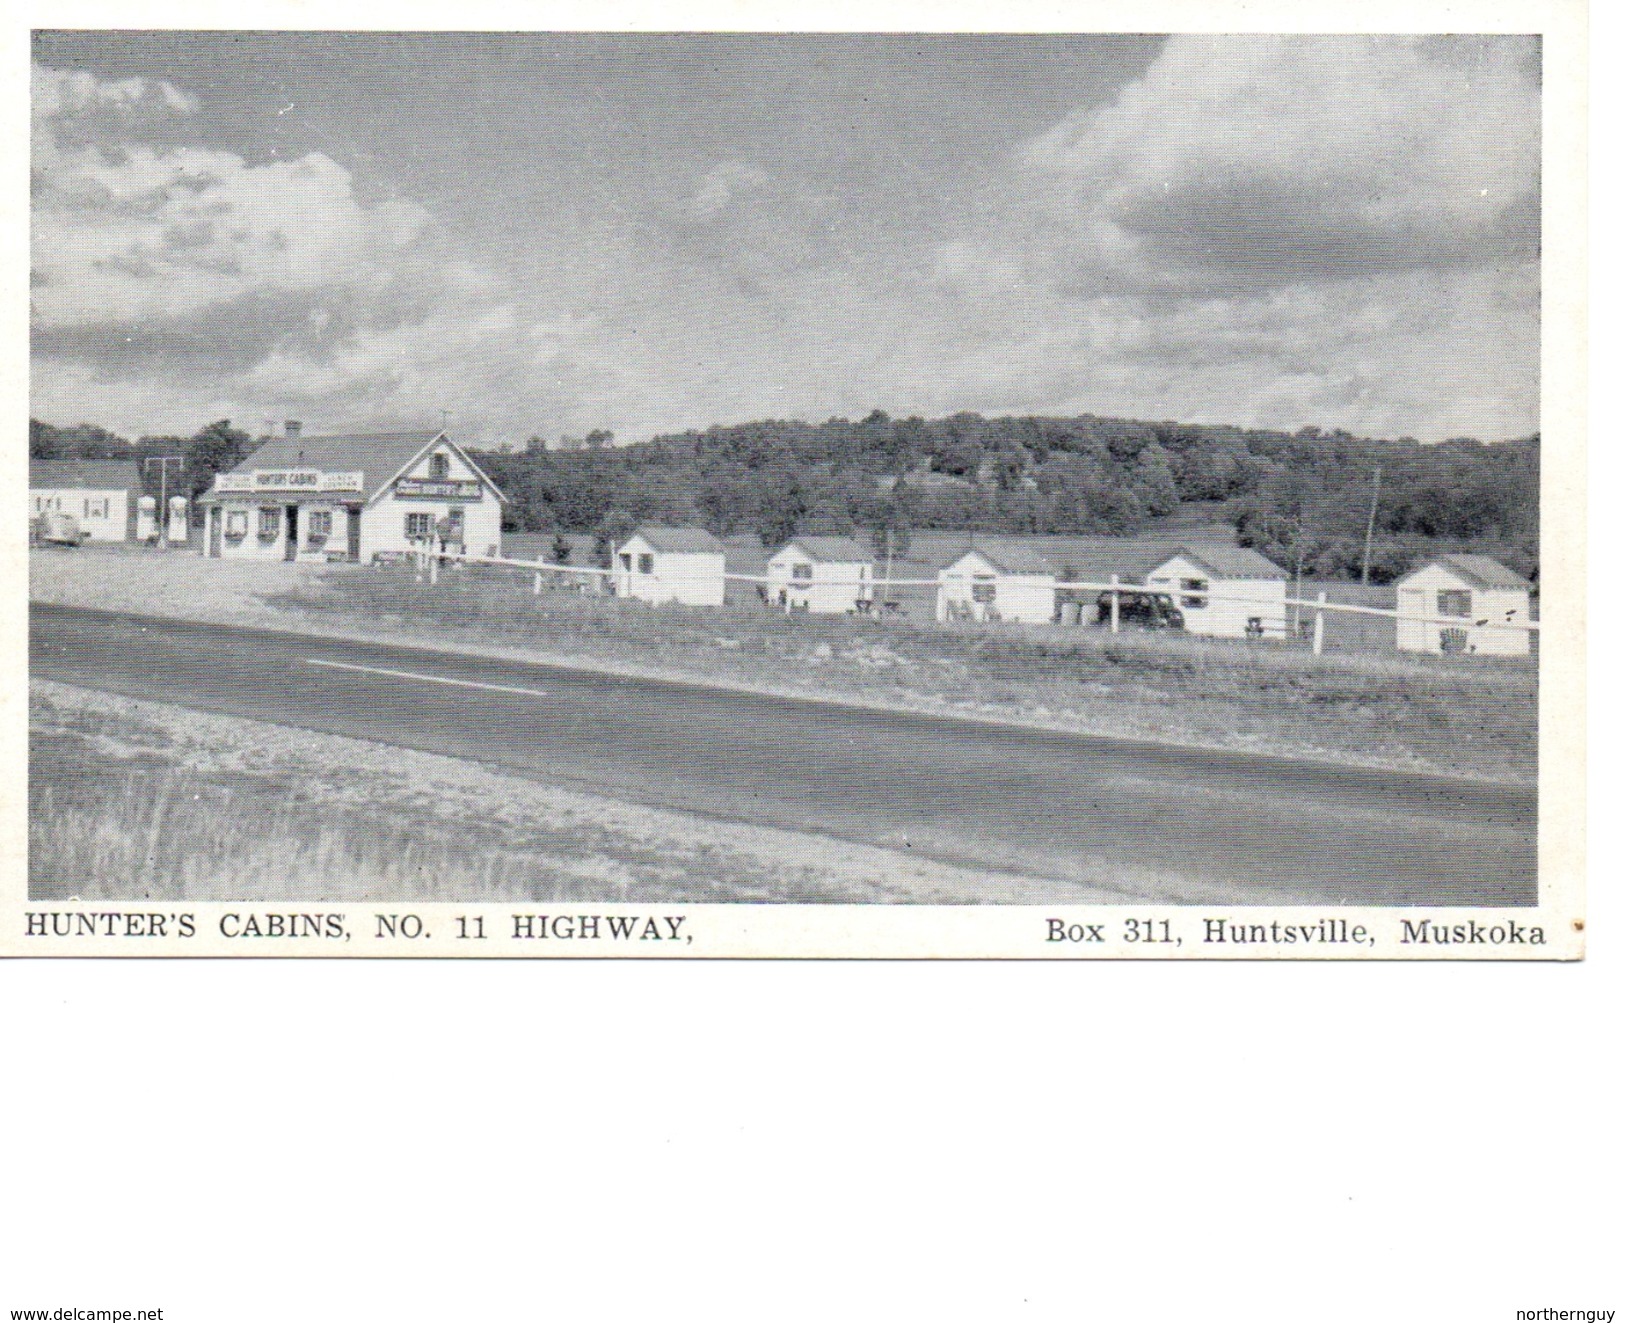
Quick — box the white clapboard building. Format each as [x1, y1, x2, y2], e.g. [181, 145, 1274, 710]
[1394, 554, 1534, 656]
[29, 459, 142, 542]
[1144, 544, 1288, 638]
[765, 536, 875, 614]
[936, 540, 1058, 624]
[613, 527, 728, 605]
[199, 427, 505, 564]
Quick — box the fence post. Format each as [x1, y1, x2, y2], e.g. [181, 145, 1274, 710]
[1110, 574, 1120, 633]
[429, 547, 439, 585]
[1313, 590, 1326, 656]
[534, 556, 543, 596]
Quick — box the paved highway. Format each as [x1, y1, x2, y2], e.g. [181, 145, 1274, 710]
[30, 604, 1537, 904]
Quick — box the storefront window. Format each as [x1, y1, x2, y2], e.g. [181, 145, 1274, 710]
[405, 512, 433, 540]
[308, 509, 333, 541]
[258, 507, 281, 539]
[225, 510, 248, 539]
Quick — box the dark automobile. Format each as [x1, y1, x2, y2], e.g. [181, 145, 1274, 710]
[1095, 589, 1184, 630]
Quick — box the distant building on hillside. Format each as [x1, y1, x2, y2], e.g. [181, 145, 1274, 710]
[29, 459, 142, 542]
[1394, 554, 1534, 656]
[765, 536, 874, 614]
[1143, 545, 1288, 639]
[198, 428, 506, 564]
[613, 526, 727, 606]
[936, 540, 1058, 624]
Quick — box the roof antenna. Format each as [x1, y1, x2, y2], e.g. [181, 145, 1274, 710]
[440, 409, 451, 434]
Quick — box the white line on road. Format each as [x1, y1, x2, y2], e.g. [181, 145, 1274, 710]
[306, 657, 548, 698]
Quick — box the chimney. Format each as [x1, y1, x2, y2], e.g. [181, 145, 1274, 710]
[284, 420, 302, 440]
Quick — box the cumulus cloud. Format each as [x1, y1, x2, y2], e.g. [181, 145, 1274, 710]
[676, 160, 770, 221]
[908, 35, 1541, 441]
[29, 62, 579, 444]
[1020, 35, 1540, 296]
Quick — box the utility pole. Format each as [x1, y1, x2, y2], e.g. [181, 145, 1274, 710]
[144, 456, 185, 549]
[882, 525, 895, 620]
[1360, 464, 1383, 586]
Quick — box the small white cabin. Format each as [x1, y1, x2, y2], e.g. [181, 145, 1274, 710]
[1144, 545, 1288, 638]
[614, 526, 727, 606]
[765, 536, 874, 614]
[29, 460, 141, 542]
[936, 541, 1057, 624]
[1395, 554, 1534, 656]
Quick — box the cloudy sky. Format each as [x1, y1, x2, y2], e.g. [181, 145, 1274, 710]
[30, 31, 1540, 446]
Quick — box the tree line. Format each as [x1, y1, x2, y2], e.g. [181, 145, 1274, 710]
[29, 411, 1539, 582]
[476, 412, 1538, 582]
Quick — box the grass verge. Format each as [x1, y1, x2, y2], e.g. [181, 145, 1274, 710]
[29, 680, 1075, 904]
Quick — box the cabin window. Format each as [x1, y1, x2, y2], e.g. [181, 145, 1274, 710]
[971, 575, 996, 605]
[1180, 577, 1209, 609]
[225, 510, 248, 539]
[1437, 589, 1472, 618]
[307, 509, 333, 541]
[83, 497, 109, 519]
[791, 563, 813, 581]
[637, 553, 654, 574]
[258, 507, 281, 539]
[619, 553, 632, 571]
[404, 512, 434, 540]
[428, 453, 450, 480]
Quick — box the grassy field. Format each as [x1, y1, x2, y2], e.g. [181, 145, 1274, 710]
[31, 544, 1538, 783]
[30, 680, 1068, 903]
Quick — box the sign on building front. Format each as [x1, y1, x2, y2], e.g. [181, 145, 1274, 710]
[393, 477, 483, 500]
[214, 470, 364, 494]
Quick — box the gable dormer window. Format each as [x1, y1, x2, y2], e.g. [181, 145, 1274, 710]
[429, 453, 450, 480]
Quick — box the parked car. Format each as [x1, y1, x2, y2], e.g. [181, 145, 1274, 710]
[1095, 589, 1184, 629]
[32, 511, 87, 547]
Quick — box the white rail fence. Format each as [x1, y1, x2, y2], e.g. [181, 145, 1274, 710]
[400, 545, 1537, 659]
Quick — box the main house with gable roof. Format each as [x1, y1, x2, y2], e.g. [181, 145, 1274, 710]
[198, 425, 506, 564]
[1394, 553, 1535, 656]
[1143, 544, 1289, 639]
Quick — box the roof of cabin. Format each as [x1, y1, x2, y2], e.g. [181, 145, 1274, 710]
[1151, 543, 1288, 580]
[777, 535, 873, 564]
[29, 459, 143, 494]
[1403, 553, 1533, 590]
[627, 526, 727, 555]
[944, 538, 1056, 576]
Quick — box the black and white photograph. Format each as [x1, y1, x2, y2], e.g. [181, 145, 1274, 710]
[3, 6, 1614, 1323]
[16, 21, 1582, 957]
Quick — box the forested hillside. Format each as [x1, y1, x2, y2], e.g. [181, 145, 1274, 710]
[475, 412, 1539, 583]
[30, 411, 1540, 582]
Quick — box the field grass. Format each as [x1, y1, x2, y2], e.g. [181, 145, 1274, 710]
[260, 558, 1537, 783]
[31, 544, 1538, 783]
[30, 681, 1063, 903]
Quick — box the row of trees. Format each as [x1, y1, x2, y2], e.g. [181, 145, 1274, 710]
[29, 410, 1539, 581]
[31, 418, 254, 507]
[480, 412, 1538, 582]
